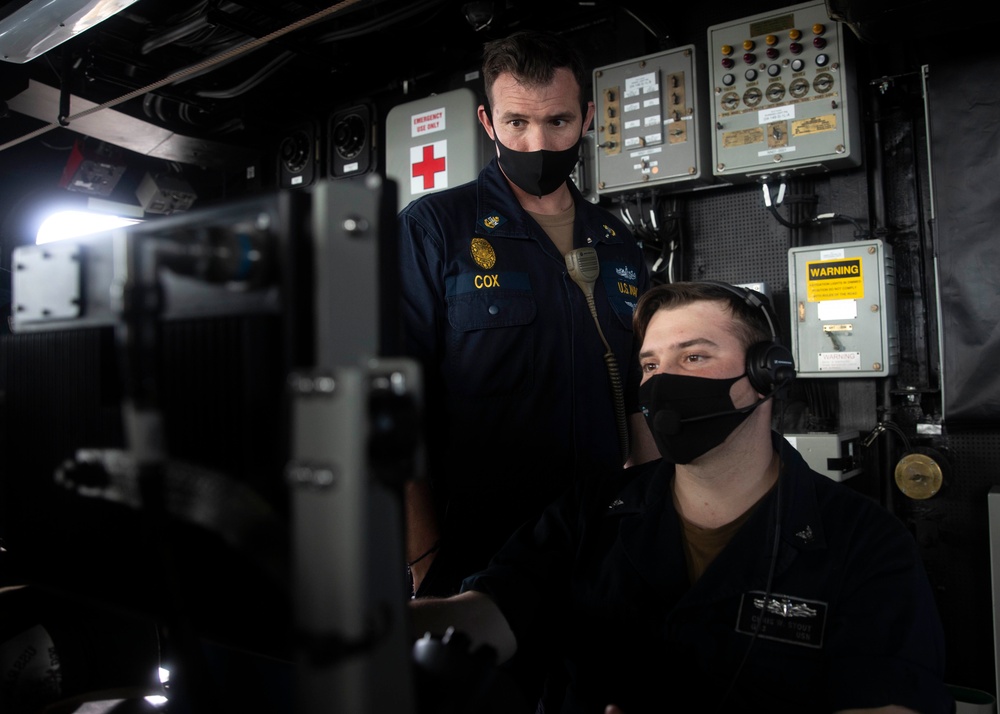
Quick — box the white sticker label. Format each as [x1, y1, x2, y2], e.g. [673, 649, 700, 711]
[818, 351, 862, 371]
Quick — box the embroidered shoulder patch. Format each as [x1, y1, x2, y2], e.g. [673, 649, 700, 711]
[735, 591, 828, 648]
[480, 213, 507, 231]
[601, 260, 640, 317]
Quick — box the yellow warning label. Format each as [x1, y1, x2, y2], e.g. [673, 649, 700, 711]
[723, 127, 764, 148]
[793, 114, 837, 137]
[806, 257, 864, 301]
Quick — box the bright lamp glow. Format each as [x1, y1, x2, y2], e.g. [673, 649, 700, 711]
[0, 0, 142, 64]
[36, 209, 141, 244]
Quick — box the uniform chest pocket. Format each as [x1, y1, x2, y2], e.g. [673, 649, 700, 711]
[447, 290, 536, 331]
[444, 290, 537, 397]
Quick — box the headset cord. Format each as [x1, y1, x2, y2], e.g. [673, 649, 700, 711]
[719, 472, 782, 709]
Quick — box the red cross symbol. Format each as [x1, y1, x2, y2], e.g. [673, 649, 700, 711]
[412, 144, 446, 191]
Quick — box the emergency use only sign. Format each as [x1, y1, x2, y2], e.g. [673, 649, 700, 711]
[409, 106, 448, 195]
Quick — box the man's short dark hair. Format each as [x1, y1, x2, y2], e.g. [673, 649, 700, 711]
[481, 30, 589, 119]
[633, 282, 776, 351]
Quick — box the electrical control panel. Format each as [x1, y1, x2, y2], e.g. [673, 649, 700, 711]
[707, 1, 860, 181]
[787, 239, 897, 377]
[592, 45, 710, 195]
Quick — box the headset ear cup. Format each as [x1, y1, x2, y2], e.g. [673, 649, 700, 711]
[699, 280, 796, 393]
[770, 343, 796, 390]
[746, 342, 796, 394]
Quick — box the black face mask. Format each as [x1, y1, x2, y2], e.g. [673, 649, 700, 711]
[638, 372, 759, 464]
[493, 132, 581, 197]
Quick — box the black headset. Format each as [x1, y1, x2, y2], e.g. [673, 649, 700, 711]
[700, 281, 797, 395]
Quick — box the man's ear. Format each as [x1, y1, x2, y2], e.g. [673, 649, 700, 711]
[582, 100, 595, 135]
[477, 104, 495, 140]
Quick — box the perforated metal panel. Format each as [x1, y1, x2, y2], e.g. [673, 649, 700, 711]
[683, 184, 790, 292]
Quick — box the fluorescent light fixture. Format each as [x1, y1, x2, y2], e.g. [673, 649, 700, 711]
[0, 0, 142, 64]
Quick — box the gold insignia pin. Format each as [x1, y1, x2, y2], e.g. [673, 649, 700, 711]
[471, 237, 496, 269]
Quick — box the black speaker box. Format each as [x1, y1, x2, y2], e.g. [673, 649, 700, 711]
[327, 103, 375, 179]
[277, 119, 319, 189]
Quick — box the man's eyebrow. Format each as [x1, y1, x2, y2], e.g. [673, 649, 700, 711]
[677, 337, 718, 349]
[496, 108, 524, 120]
[498, 109, 577, 123]
[638, 337, 718, 359]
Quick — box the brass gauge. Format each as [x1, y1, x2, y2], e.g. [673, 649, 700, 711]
[894, 450, 946, 500]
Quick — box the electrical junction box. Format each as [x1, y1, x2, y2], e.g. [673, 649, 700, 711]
[136, 172, 197, 214]
[788, 239, 897, 377]
[786, 431, 862, 481]
[706, 1, 861, 182]
[592, 45, 711, 196]
[385, 87, 492, 213]
[59, 140, 127, 197]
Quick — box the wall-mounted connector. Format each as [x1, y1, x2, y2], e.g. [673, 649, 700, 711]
[786, 431, 862, 481]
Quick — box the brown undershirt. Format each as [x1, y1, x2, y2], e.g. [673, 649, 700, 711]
[676, 468, 781, 584]
[526, 202, 576, 256]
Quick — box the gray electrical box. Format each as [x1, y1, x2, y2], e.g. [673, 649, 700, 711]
[787, 239, 897, 377]
[592, 45, 711, 195]
[136, 172, 197, 214]
[707, 1, 861, 181]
